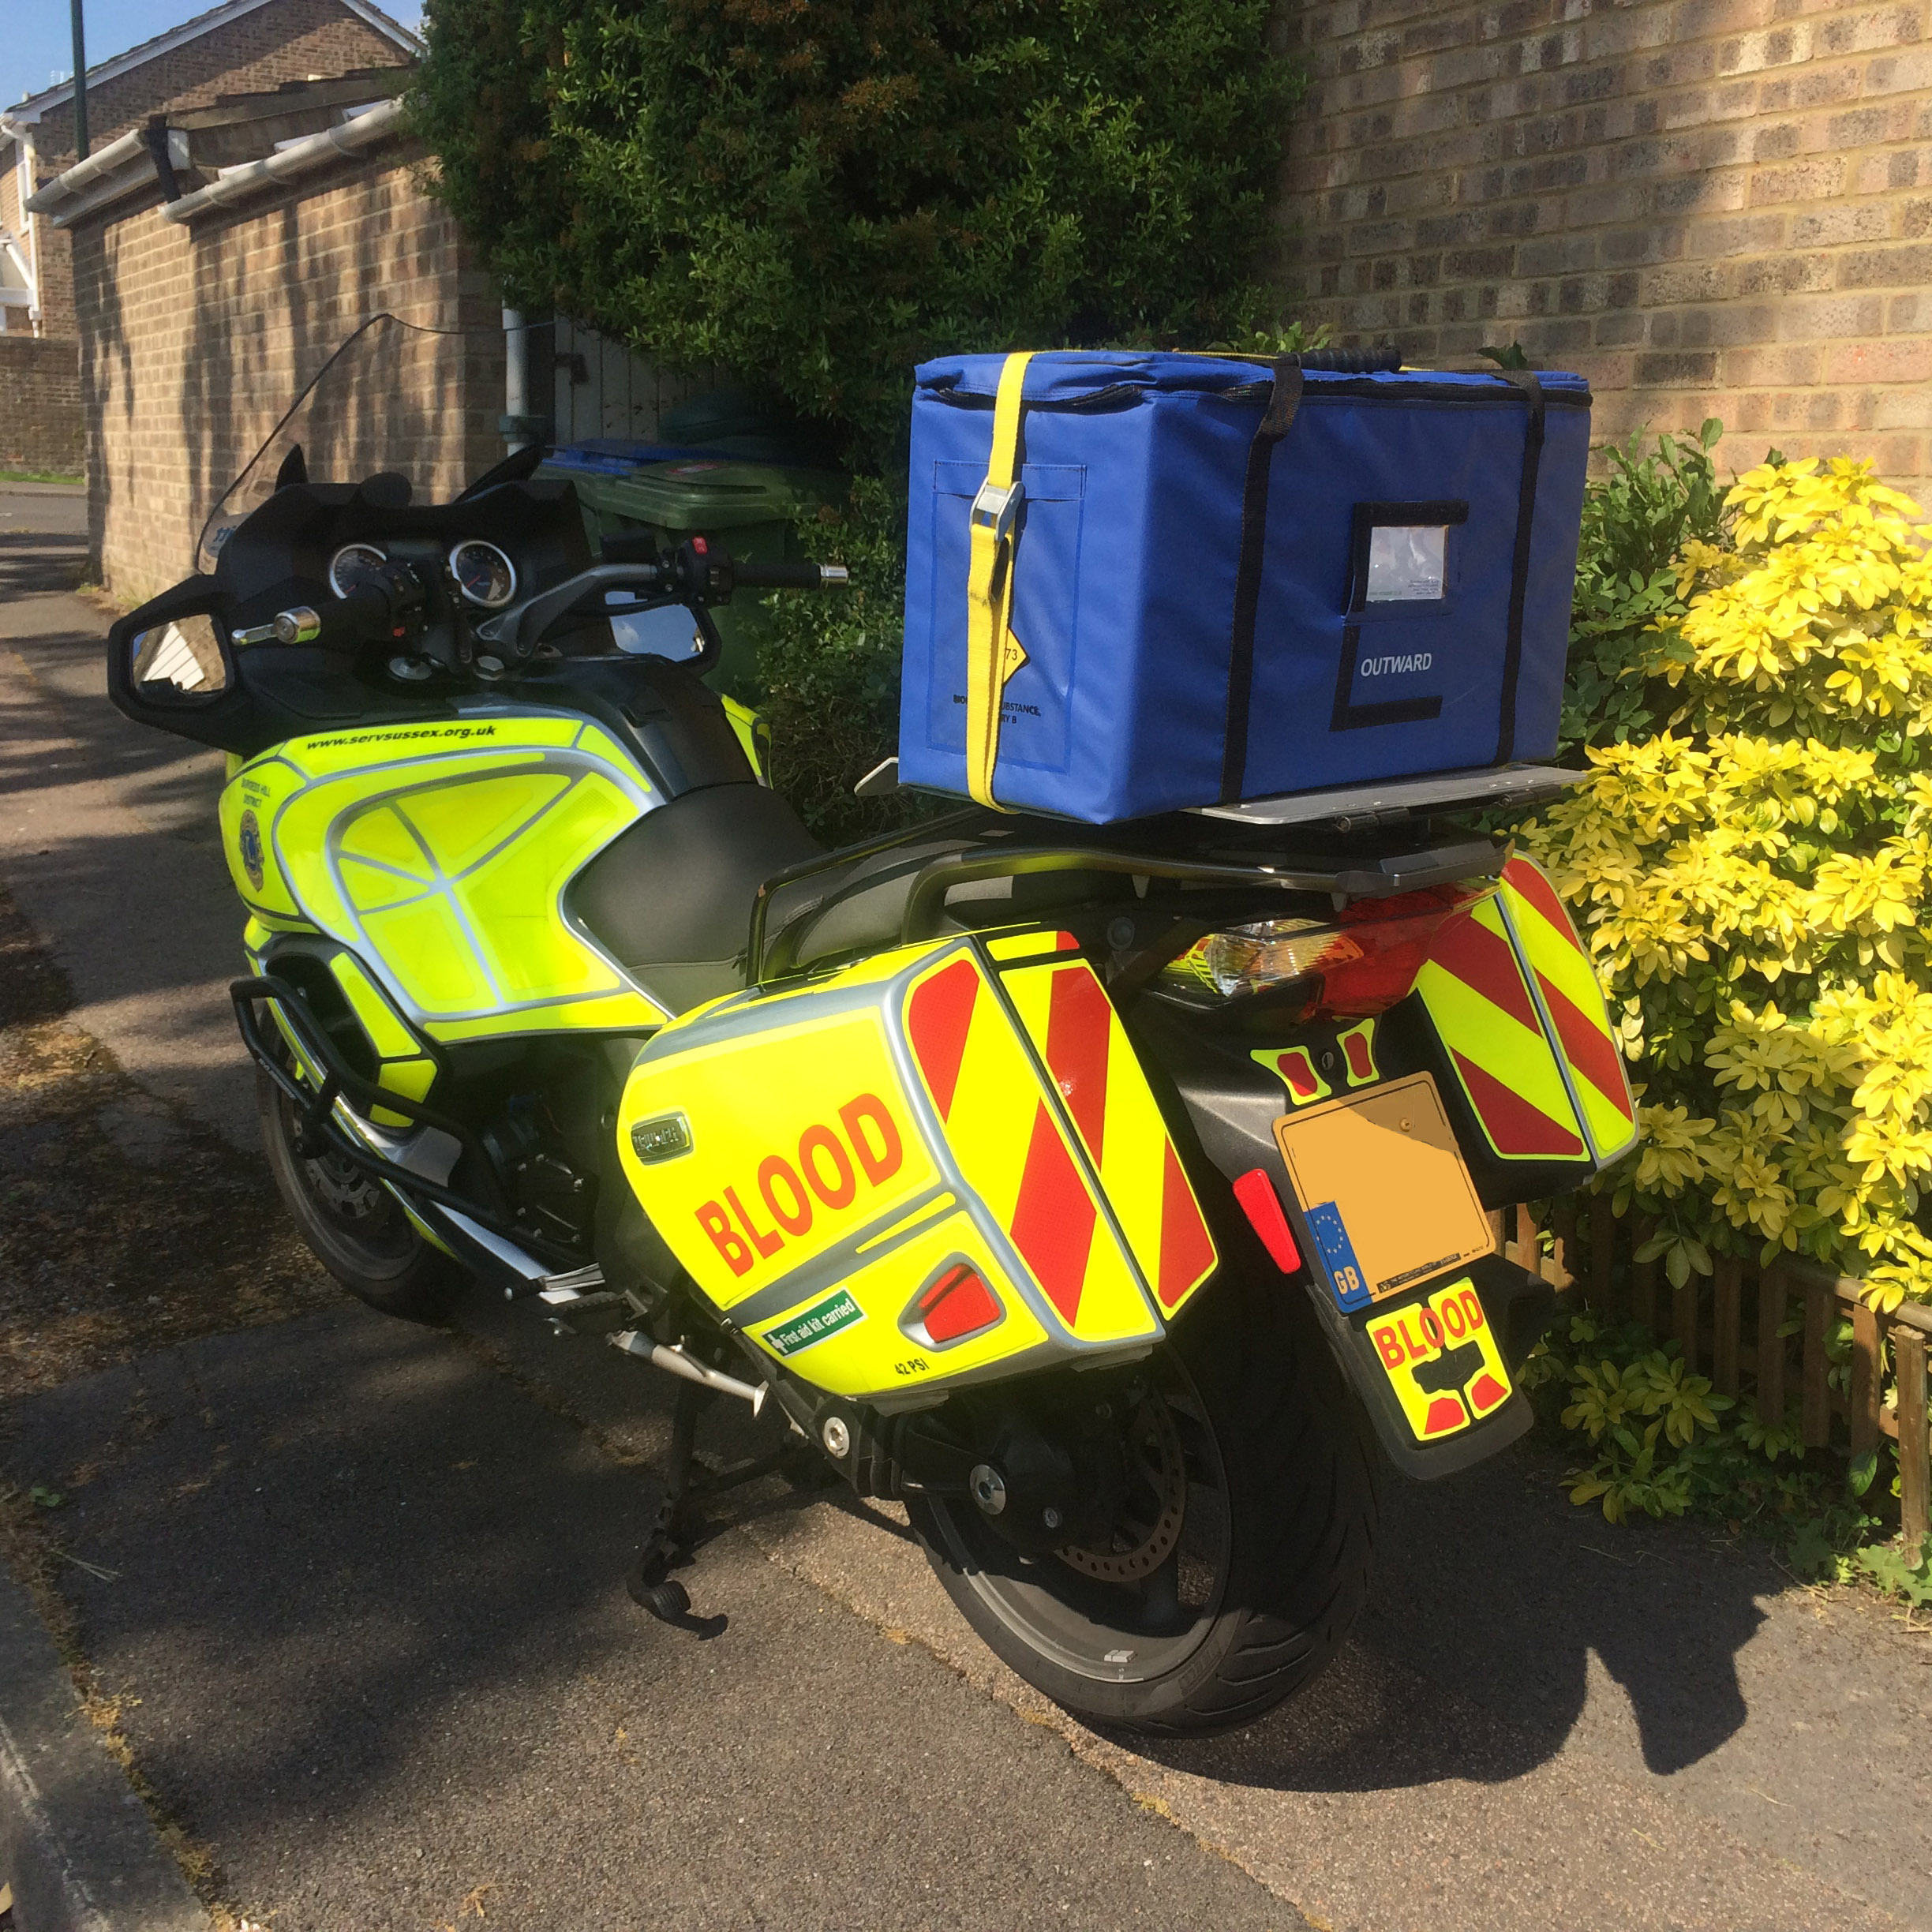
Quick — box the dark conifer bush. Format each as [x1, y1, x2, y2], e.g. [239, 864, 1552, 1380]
[412, 2, 1303, 833]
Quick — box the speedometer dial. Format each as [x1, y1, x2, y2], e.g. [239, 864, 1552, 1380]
[328, 541, 388, 597]
[449, 540, 517, 609]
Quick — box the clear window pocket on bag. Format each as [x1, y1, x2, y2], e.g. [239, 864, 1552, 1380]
[1331, 500, 1468, 732]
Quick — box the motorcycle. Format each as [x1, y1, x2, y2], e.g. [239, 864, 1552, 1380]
[107, 321, 1634, 1735]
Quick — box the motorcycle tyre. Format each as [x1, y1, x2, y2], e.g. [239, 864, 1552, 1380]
[907, 1259, 1378, 1736]
[256, 1068, 462, 1324]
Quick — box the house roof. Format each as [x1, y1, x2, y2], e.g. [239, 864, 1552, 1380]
[24, 64, 414, 230]
[2, 0, 420, 123]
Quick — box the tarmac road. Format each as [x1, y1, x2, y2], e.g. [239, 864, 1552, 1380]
[2, 489, 1929, 1931]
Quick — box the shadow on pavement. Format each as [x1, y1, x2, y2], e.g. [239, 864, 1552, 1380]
[2, 1309, 713, 1874]
[1130, 1439, 1770, 1791]
[1, 1305, 1308, 1932]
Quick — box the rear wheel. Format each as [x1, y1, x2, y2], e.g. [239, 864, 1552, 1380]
[908, 1262, 1376, 1734]
[256, 1065, 462, 1323]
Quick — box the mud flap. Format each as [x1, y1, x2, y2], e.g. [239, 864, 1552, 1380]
[1301, 1253, 1554, 1479]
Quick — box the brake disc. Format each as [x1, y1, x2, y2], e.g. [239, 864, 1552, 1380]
[1056, 1391, 1188, 1583]
[305, 1147, 384, 1219]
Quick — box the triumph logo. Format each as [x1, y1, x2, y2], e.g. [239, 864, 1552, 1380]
[1359, 652, 1432, 677]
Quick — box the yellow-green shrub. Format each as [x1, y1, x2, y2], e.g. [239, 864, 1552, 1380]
[1520, 459, 1932, 1313]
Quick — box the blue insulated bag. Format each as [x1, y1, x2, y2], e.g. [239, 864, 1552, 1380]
[897, 351, 1591, 822]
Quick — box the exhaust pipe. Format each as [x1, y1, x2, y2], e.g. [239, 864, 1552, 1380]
[610, 1331, 769, 1417]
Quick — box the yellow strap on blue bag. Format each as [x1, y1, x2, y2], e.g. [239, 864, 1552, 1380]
[964, 350, 1034, 810]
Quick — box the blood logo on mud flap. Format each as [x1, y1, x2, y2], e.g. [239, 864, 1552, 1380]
[1365, 1279, 1512, 1440]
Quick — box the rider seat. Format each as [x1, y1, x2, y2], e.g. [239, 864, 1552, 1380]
[570, 781, 1132, 1016]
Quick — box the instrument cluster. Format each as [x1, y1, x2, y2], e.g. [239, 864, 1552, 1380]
[328, 538, 519, 610]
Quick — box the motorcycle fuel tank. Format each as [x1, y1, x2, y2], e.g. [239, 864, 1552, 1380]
[615, 930, 1219, 1404]
[219, 709, 672, 1043]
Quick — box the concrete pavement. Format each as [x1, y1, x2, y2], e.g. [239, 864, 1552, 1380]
[2, 489, 1928, 1930]
[0, 493, 251, 1147]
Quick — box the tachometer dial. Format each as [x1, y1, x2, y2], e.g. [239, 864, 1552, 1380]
[449, 540, 518, 609]
[328, 541, 388, 597]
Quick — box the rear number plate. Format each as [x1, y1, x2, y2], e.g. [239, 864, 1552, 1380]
[1271, 1071, 1492, 1313]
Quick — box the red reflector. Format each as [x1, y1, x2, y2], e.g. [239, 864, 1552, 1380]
[1231, 1169, 1301, 1275]
[915, 1262, 1002, 1344]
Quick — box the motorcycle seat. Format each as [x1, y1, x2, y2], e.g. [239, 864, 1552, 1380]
[572, 782, 1133, 1016]
[569, 781, 822, 1014]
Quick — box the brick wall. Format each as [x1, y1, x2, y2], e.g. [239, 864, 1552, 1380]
[0, 335, 82, 472]
[1278, 0, 1932, 495]
[72, 149, 503, 603]
[24, 0, 408, 343]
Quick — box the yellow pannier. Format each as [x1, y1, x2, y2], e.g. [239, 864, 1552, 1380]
[615, 930, 1219, 1403]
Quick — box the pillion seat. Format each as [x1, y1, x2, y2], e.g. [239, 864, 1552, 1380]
[568, 780, 1130, 1016]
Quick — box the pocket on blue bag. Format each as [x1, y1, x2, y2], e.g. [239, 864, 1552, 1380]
[927, 460, 1086, 773]
[1330, 499, 1468, 732]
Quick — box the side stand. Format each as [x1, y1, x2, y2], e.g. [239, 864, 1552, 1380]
[625, 1377, 809, 1623]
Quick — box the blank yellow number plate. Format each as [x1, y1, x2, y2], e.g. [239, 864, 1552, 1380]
[1272, 1071, 1493, 1309]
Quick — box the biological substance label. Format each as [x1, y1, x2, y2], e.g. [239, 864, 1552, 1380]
[1366, 1277, 1512, 1442]
[760, 1287, 863, 1357]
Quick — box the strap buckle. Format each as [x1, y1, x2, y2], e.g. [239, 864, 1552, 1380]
[970, 476, 1024, 542]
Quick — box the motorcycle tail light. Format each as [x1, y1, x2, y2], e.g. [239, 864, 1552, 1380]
[1160, 883, 1488, 1021]
[904, 1262, 1002, 1346]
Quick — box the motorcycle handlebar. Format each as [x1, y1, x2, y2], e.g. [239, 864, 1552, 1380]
[260, 545, 849, 676]
[733, 560, 851, 591]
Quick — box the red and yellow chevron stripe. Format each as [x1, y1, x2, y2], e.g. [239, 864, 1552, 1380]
[1416, 892, 1590, 1162]
[1496, 857, 1638, 1163]
[902, 945, 1217, 1337]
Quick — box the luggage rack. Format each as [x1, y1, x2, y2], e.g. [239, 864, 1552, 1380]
[1189, 762, 1583, 832]
[747, 810, 1511, 986]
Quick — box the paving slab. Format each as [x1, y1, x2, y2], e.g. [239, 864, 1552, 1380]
[474, 1292, 1932, 1932]
[0, 556, 248, 1148]
[3, 1311, 1306, 1932]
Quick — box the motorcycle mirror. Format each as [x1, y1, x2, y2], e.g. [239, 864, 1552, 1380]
[124, 609, 234, 706]
[608, 597, 710, 664]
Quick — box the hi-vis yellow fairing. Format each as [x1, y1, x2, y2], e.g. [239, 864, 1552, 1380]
[219, 713, 669, 1042]
[616, 933, 1217, 1402]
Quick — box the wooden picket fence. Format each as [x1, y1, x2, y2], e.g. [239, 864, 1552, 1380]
[1494, 1198, 1932, 1545]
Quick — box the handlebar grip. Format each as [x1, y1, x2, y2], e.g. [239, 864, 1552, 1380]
[733, 560, 850, 590]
